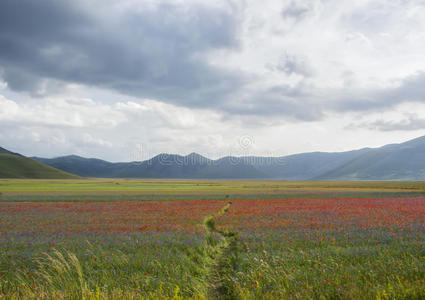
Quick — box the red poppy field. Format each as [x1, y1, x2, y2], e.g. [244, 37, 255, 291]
[0, 180, 424, 299]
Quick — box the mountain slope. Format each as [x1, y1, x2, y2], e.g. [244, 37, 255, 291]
[315, 135, 425, 180]
[32, 135, 425, 180]
[35, 155, 116, 178]
[0, 147, 22, 156]
[0, 153, 80, 179]
[35, 153, 268, 179]
[33, 151, 368, 179]
[244, 148, 370, 180]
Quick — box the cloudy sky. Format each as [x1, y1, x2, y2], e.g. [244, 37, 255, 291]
[1, 0, 425, 161]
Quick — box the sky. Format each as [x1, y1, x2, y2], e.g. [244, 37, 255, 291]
[1, 0, 425, 162]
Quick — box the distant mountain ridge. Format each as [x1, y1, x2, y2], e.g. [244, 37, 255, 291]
[315, 135, 425, 180]
[33, 135, 425, 180]
[34, 153, 268, 179]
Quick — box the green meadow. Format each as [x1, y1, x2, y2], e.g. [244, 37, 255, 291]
[0, 179, 424, 299]
[1, 179, 425, 200]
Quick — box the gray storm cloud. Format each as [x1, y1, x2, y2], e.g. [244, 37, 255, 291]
[1, 0, 425, 120]
[1, 0, 425, 160]
[0, 0, 244, 107]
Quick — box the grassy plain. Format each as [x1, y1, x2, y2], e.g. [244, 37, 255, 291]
[1, 179, 425, 200]
[0, 179, 424, 299]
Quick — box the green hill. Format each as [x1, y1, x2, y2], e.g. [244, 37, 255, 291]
[0, 153, 79, 179]
[0, 146, 22, 156]
[315, 135, 425, 180]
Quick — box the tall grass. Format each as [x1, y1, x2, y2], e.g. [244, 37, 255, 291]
[2, 204, 244, 299]
[1, 197, 424, 299]
[2, 236, 424, 299]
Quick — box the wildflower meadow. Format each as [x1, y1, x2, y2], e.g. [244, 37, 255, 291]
[0, 180, 424, 299]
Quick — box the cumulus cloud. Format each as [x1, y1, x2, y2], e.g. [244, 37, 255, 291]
[2, 0, 425, 160]
[0, 0, 243, 105]
[345, 101, 425, 132]
[361, 115, 425, 132]
[0, 95, 124, 128]
[0, 93, 232, 160]
[281, 0, 319, 22]
[351, 111, 425, 132]
[81, 133, 113, 148]
[1, 0, 425, 119]
[331, 72, 425, 112]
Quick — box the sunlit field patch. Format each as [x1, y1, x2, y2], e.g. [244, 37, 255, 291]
[0, 180, 424, 299]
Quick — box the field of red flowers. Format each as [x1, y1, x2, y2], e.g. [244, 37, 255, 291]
[1, 187, 424, 299]
[1, 197, 424, 234]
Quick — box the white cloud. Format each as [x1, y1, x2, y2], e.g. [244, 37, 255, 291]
[81, 133, 113, 148]
[115, 100, 221, 129]
[348, 102, 425, 131]
[215, 0, 425, 92]
[0, 95, 125, 128]
[2, 0, 425, 161]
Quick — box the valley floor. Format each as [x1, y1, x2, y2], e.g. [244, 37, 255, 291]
[0, 179, 424, 299]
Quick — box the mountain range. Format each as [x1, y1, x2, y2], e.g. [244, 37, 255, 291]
[30, 135, 425, 180]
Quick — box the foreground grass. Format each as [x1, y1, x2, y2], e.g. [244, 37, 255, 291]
[1, 229, 424, 299]
[0, 180, 424, 299]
